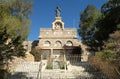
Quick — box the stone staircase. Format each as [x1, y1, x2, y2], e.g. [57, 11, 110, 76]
[7, 61, 108, 79]
[7, 62, 41, 79]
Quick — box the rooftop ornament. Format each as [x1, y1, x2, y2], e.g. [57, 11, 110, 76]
[56, 6, 61, 17]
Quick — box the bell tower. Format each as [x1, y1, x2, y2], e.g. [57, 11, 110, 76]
[52, 6, 64, 30]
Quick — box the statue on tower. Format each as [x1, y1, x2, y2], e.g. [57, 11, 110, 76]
[56, 6, 61, 17]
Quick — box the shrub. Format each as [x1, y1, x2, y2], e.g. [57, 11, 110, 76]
[96, 50, 117, 62]
[46, 64, 53, 69]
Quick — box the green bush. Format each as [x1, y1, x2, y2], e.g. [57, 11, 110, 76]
[46, 64, 53, 69]
[60, 65, 68, 70]
[60, 65, 65, 69]
[96, 50, 117, 62]
[105, 42, 115, 49]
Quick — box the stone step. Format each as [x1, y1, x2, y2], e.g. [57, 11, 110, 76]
[8, 62, 107, 79]
[15, 62, 41, 72]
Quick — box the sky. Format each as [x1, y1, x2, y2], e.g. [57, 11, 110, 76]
[28, 0, 107, 41]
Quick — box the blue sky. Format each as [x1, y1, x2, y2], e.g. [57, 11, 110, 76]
[28, 0, 107, 41]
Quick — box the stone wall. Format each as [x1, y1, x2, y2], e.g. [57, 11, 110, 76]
[39, 28, 77, 39]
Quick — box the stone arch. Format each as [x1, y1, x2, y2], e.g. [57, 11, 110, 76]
[66, 41, 73, 46]
[43, 40, 51, 46]
[55, 41, 62, 47]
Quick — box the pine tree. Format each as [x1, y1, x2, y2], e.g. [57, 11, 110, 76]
[78, 5, 101, 51]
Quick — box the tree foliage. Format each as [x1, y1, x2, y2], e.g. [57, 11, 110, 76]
[79, 0, 120, 51]
[78, 0, 120, 77]
[94, 0, 120, 62]
[78, 5, 101, 50]
[94, 0, 120, 43]
[97, 31, 120, 63]
[30, 47, 42, 61]
[0, 0, 33, 78]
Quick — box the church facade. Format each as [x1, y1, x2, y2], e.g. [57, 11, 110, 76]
[23, 7, 89, 69]
[39, 7, 81, 60]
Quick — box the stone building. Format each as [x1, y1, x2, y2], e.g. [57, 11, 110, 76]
[39, 15, 81, 53]
[39, 7, 82, 69]
[23, 7, 89, 69]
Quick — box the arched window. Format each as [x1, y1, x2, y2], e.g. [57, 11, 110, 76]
[66, 41, 73, 46]
[43, 41, 51, 46]
[55, 41, 62, 47]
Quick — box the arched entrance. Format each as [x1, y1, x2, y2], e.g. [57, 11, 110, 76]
[53, 61, 60, 69]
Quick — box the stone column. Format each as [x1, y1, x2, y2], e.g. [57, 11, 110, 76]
[51, 48, 53, 58]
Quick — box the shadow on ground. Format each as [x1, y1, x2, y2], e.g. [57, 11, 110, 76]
[7, 72, 34, 79]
